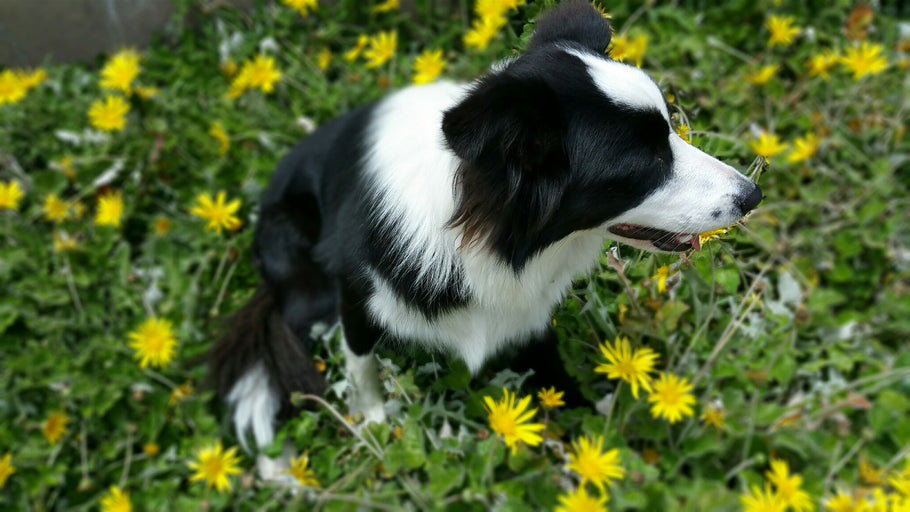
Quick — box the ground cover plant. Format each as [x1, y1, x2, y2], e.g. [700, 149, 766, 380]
[1, 0, 908, 510]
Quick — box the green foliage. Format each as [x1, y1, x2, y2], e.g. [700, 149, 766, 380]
[1, 0, 908, 510]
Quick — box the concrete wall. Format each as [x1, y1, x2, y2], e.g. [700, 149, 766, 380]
[0, 0, 253, 67]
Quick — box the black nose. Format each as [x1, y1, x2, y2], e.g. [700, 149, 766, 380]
[736, 183, 763, 213]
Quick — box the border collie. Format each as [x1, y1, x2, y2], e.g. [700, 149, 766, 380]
[208, 0, 761, 478]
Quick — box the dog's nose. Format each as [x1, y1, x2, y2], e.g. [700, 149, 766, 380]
[736, 183, 763, 213]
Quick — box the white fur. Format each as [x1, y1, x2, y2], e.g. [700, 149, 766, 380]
[227, 362, 279, 451]
[341, 342, 387, 424]
[567, 48, 671, 122]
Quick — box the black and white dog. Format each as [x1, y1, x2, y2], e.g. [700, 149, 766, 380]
[209, 0, 761, 476]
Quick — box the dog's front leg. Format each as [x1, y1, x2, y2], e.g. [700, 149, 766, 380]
[339, 279, 387, 425]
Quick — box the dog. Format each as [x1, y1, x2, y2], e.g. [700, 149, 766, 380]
[208, 0, 762, 478]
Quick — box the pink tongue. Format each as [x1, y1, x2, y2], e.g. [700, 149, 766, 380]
[691, 235, 701, 252]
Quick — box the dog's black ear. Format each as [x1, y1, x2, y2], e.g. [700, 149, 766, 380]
[527, 0, 612, 54]
[442, 72, 564, 173]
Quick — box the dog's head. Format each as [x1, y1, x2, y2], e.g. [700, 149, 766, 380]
[443, 0, 761, 269]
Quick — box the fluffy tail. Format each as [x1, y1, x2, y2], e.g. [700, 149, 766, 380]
[207, 286, 326, 447]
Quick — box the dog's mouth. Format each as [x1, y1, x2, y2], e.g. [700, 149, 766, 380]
[608, 224, 701, 252]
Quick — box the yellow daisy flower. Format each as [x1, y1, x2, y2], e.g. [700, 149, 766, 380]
[187, 442, 242, 493]
[43, 410, 70, 445]
[372, 0, 398, 14]
[676, 125, 691, 144]
[765, 15, 800, 47]
[153, 217, 172, 236]
[412, 49, 446, 86]
[787, 133, 820, 164]
[88, 95, 130, 132]
[133, 86, 158, 100]
[841, 42, 889, 80]
[127, 317, 178, 369]
[99, 48, 141, 94]
[652, 265, 674, 294]
[701, 404, 726, 429]
[287, 454, 320, 487]
[189, 191, 243, 234]
[749, 132, 788, 163]
[17, 68, 47, 91]
[99, 485, 132, 512]
[823, 491, 857, 512]
[566, 434, 625, 493]
[698, 227, 729, 246]
[647, 373, 696, 424]
[95, 190, 124, 228]
[741, 483, 787, 512]
[474, 0, 525, 19]
[169, 382, 194, 407]
[281, 0, 317, 18]
[0, 181, 25, 211]
[463, 15, 506, 51]
[316, 48, 332, 71]
[766, 459, 814, 512]
[209, 121, 230, 156]
[595, 336, 659, 399]
[483, 388, 545, 455]
[0, 453, 14, 489]
[537, 387, 565, 409]
[0, 69, 28, 105]
[610, 33, 648, 67]
[363, 31, 397, 69]
[746, 64, 779, 86]
[555, 485, 609, 512]
[43, 193, 69, 223]
[806, 50, 840, 80]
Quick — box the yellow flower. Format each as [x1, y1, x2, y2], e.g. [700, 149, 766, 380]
[227, 55, 282, 98]
[281, 0, 317, 18]
[766, 459, 814, 512]
[652, 265, 673, 294]
[824, 491, 858, 512]
[0, 181, 25, 211]
[99, 485, 132, 512]
[610, 33, 648, 67]
[647, 373, 696, 424]
[287, 454, 320, 487]
[53, 232, 80, 253]
[537, 387, 565, 409]
[88, 95, 130, 132]
[806, 50, 840, 80]
[592, 2, 611, 19]
[749, 132, 789, 163]
[169, 382, 194, 407]
[43, 194, 69, 223]
[189, 191, 243, 234]
[860, 459, 885, 486]
[133, 86, 158, 100]
[483, 388, 545, 455]
[0, 453, 14, 489]
[698, 228, 729, 246]
[765, 15, 800, 47]
[787, 133, 820, 164]
[676, 125, 691, 144]
[372, 0, 398, 14]
[317, 48, 332, 71]
[55, 156, 76, 181]
[209, 122, 230, 155]
[17, 68, 47, 91]
[746, 64, 779, 86]
[474, 0, 525, 19]
[99, 48, 141, 94]
[412, 49, 446, 85]
[555, 485, 609, 512]
[0, 70, 27, 105]
[153, 217, 172, 236]
[344, 35, 370, 62]
[890, 458, 910, 496]
[143, 443, 160, 457]
[595, 336, 659, 399]
[463, 15, 506, 51]
[741, 483, 787, 512]
[567, 434, 625, 493]
[43, 410, 70, 445]
[841, 42, 889, 80]
[95, 190, 124, 228]
[701, 405, 726, 429]
[363, 31, 397, 69]
[220, 60, 238, 78]
[72, 200, 86, 220]
[127, 318, 178, 369]
[188, 442, 242, 493]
